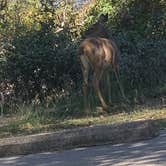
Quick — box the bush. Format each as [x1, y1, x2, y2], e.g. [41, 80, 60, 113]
[116, 32, 166, 90]
[4, 27, 81, 103]
[0, 0, 166, 113]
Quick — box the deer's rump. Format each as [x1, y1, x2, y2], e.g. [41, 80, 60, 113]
[79, 37, 118, 68]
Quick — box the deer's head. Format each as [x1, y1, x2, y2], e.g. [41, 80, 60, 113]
[83, 13, 109, 39]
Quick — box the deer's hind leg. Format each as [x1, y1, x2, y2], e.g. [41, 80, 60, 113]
[92, 68, 109, 112]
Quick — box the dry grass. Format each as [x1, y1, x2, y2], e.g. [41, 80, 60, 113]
[0, 105, 165, 138]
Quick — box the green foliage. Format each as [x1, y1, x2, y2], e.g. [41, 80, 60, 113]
[0, 0, 166, 114]
[81, 0, 166, 99]
[119, 0, 166, 39]
[5, 28, 80, 102]
[110, 0, 166, 92]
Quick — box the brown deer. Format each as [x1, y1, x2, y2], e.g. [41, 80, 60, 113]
[79, 14, 125, 113]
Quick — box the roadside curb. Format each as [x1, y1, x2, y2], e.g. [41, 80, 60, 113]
[0, 119, 159, 157]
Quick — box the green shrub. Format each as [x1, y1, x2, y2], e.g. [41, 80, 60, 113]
[0, 0, 166, 113]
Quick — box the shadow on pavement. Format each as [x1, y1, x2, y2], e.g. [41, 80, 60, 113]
[0, 129, 166, 166]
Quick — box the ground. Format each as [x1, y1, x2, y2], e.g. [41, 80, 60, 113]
[0, 101, 166, 138]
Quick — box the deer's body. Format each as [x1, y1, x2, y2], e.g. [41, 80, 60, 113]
[79, 38, 118, 70]
[79, 37, 119, 111]
[79, 14, 120, 112]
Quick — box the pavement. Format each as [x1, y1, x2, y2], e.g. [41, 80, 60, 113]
[0, 129, 165, 166]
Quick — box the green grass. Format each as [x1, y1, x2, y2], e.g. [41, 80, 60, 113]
[0, 105, 165, 138]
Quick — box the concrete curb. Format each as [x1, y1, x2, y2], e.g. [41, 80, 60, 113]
[0, 119, 159, 157]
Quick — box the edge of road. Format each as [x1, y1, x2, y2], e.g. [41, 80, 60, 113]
[0, 119, 159, 157]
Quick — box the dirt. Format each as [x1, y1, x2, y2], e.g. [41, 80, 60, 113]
[0, 116, 17, 127]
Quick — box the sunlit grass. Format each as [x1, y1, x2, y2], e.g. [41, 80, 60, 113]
[0, 106, 165, 138]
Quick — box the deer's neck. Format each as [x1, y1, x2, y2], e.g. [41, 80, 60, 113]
[83, 22, 108, 39]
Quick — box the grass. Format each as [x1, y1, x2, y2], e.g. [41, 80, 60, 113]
[0, 104, 165, 138]
[1, 73, 165, 139]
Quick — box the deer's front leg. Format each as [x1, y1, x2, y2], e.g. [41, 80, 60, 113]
[80, 55, 90, 114]
[106, 72, 112, 105]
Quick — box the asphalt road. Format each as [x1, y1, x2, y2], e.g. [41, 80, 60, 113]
[0, 130, 166, 166]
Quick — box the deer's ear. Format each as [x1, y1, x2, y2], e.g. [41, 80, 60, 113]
[105, 13, 108, 20]
[99, 13, 108, 22]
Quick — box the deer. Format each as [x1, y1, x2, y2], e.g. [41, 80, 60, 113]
[79, 14, 126, 113]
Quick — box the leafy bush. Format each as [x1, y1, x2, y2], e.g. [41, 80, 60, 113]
[116, 33, 166, 90]
[0, 0, 166, 113]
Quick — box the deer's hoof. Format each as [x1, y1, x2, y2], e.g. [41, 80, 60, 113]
[103, 105, 109, 112]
